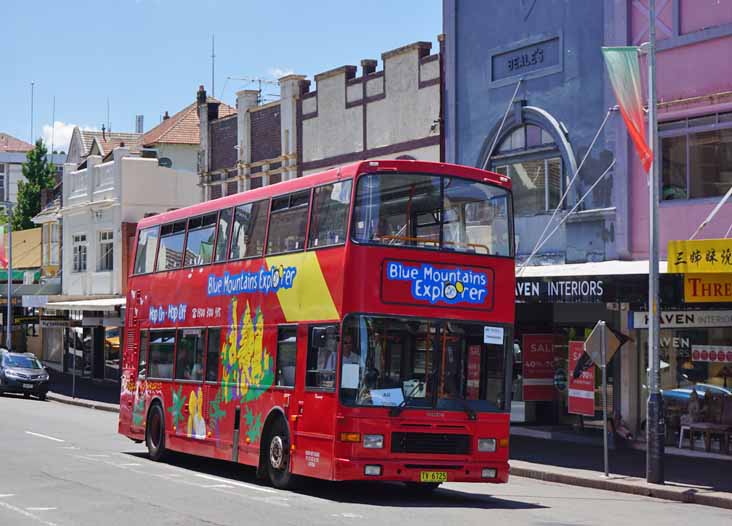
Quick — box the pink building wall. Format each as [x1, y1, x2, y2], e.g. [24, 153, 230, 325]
[629, 2, 732, 259]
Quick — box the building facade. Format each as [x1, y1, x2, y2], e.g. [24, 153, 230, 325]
[199, 39, 442, 200]
[444, 0, 732, 447]
[41, 148, 199, 382]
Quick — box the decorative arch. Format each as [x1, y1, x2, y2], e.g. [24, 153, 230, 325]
[477, 104, 577, 178]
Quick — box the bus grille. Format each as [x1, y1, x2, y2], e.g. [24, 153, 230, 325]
[391, 432, 470, 455]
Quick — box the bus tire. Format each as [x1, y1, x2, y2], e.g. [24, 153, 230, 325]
[146, 402, 167, 462]
[404, 482, 441, 496]
[265, 418, 297, 490]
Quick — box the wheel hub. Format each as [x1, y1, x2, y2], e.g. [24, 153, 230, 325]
[269, 435, 285, 470]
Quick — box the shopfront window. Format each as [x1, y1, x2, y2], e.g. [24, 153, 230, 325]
[638, 325, 732, 447]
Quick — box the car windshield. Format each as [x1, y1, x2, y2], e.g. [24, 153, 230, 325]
[352, 172, 513, 256]
[3, 355, 43, 369]
[339, 316, 508, 412]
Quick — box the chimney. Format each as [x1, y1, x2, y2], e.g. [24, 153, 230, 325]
[207, 101, 220, 122]
[135, 115, 144, 133]
[197, 85, 207, 105]
[163, 111, 170, 121]
[361, 59, 377, 76]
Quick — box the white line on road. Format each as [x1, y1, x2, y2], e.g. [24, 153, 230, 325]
[194, 474, 278, 494]
[25, 431, 65, 443]
[26, 507, 57, 511]
[0, 494, 15, 498]
[0, 501, 59, 526]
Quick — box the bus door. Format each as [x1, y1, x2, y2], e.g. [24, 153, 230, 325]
[203, 328, 223, 453]
[291, 324, 339, 479]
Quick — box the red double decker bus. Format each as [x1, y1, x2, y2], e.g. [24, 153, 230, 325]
[119, 159, 514, 491]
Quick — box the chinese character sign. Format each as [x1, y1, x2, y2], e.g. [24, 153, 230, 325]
[668, 239, 732, 274]
[568, 341, 595, 417]
[522, 334, 556, 401]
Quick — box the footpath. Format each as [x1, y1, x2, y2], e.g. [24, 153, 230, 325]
[44, 373, 732, 510]
[510, 434, 732, 510]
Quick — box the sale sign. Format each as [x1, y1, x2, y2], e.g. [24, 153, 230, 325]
[522, 334, 556, 401]
[568, 341, 595, 416]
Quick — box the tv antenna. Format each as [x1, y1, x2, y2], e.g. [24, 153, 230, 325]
[225, 76, 279, 104]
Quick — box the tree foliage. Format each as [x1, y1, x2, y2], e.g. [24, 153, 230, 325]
[12, 139, 55, 230]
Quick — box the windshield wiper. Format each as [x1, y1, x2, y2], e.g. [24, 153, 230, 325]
[390, 367, 440, 417]
[455, 398, 477, 421]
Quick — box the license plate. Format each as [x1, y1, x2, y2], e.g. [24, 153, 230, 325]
[22, 383, 34, 389]
[419, 471, 447, 483]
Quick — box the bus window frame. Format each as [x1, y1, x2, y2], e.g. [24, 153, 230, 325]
[132, 225, 161, 276]
[349, 171, 515, 259]
[204, 327, 222, 385]
[306, 179, 354, 251]
[155, 220, 188, 272]
[273, 324, 298, 391]
[181, 212, 219, 269]
[227, 198, 271, 262]
[146, 328, 178, 381]
[174, 326, 207, 384]
[304, 323, 340, 393]
[265, 189, 313, 256]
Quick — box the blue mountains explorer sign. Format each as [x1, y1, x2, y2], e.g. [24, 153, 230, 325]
[385, 261, 490, 306]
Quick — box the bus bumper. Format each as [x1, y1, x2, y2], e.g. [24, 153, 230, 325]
[333, 458, 509, 483]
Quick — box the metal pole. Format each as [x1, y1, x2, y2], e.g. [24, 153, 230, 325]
[30, 82, 34, 143]
[647, 0, 665, 484]
[5, 204, 12, 351]
[601, 321, 608, 477]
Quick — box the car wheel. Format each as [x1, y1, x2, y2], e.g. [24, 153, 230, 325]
[23, 393, 31, 399]
[146, 403, 167, 462]
[38, 393, 47, 401]
[404, 482, 441, 496]
[265, 418, 297, 490]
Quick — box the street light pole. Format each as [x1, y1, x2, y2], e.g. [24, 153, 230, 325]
[3, 202, 12, 351]
[646, 0, 665, 484]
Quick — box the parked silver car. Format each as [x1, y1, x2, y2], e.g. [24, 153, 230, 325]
[0, 349, 50, 400]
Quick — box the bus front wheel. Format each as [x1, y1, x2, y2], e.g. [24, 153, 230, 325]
[146, 403, 167, 462]
[265, 418, 297, 490]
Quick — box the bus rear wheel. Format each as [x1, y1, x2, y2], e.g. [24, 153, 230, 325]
[265, 418, 297, 490]
[146, 403, 167, 462]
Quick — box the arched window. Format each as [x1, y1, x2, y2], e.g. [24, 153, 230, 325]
[490, 124, 562, 216]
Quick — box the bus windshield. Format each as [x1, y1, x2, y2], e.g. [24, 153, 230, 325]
[352, 172, 512, 256]
[339, 315, 508, 412]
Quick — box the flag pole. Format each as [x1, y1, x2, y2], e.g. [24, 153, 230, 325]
[646, 0, 665, 485]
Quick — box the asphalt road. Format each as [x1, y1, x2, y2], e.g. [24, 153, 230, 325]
[0, 395, 730, 526]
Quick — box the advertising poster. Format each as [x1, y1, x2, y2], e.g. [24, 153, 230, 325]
[568, 341, 595, 417]
[522, 334, 556, 401]
[466, 345, 482, 399]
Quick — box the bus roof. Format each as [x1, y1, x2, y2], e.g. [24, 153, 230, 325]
[138, 159, 510, 229]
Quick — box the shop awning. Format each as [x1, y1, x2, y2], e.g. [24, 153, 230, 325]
[517, 259, 668, 278]
[44, 297, 126, 312]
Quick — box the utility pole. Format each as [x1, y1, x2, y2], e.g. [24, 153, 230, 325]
[646, 0, 665, 484]
[4, 202, 13, 351]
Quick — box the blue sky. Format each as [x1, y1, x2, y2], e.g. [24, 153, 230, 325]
[3, 0, 441, 153]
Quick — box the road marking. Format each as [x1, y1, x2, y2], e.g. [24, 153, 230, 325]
[0, 501, 59, 526]
[26, 507, 57, 511]
[194, 474, 277, 494]
[0, 494, 15, 498]
[59, 446, 79, 450]
[85, 454, 110, 458]
[25, 431, 65, 443]
[331, 513, 364, 519]
[201, 484, 235, 489]
[116, 463, 142, 467]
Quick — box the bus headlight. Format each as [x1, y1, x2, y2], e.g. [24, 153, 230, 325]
[363, 434, 384, 449]
[477, 438, 497, 452]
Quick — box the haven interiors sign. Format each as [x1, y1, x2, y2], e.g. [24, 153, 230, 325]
[516, 278, 604, 303]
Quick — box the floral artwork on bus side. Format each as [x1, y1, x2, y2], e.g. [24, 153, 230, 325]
[221, 298, 274, 404]
[187, 388, 206, 439]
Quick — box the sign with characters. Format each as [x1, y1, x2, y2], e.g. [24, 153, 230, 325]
[522, 334, 556, 401]
[668, 239, 732, 274]
[381, 260, 493, 310]
[568, 341, 595, 417]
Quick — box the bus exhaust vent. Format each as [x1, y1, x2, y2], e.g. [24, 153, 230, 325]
[391, 433, 470, 455]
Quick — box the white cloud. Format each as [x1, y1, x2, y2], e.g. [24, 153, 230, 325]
[41, 121, 97, 153]
[268, 67, 294, 80]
